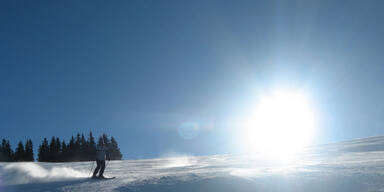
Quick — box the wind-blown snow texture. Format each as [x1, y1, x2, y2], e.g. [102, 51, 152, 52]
[2, 136, 384, 192]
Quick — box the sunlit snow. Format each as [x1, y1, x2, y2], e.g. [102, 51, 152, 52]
[2, 136, 384, 192]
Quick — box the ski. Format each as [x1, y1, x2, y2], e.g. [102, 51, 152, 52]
[102, 177, 116, 180]
[91, 176, 116, 180]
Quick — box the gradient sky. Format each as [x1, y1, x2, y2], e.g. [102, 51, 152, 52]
[1, 0, 384, 159]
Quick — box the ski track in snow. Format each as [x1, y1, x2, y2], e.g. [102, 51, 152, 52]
[2, 136, 384, 192]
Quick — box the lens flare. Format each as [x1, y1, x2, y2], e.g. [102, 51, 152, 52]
[178, 122, 200, 140]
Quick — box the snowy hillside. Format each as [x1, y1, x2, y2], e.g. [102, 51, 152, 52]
[2, 136, 384, 192]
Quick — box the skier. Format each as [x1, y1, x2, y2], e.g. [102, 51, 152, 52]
[92, 140, 110, 179]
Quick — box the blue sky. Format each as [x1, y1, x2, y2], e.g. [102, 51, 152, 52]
[1, 0, 384, 159]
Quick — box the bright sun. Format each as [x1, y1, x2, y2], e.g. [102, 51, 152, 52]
[244, 90, 316, 159]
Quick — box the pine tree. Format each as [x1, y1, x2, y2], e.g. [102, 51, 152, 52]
[74, 133, 81, 161]
[24, 139, 34, 161]
[109, 137, 123, 160]
[14, 141, 25, 161]
[75, 133, 81, 149]
[0, 139, 13, 162]
[38, 143, 43, 162]
[48, 137, 56, 162]
[48, 137, 62, 162]
[61, 140, 67, 162]
[80, 134, 87, 161]
[55, 137, 61, 162]
[38, 138, 49, 162]
[0, 140, 4, 162]
[0, 139, 6, 161]
[5, 140, 14, 161]
[87, 131, 96, 161]
[67, 136, 75, 161]
[88, 132, 96, 147]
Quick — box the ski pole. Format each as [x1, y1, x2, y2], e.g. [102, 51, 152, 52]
[105, 159, 110, 170]
[88, 161, 95, 178]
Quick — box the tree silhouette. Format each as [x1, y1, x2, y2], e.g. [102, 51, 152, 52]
[38, 138, 49, 162]
[110, 137, 122, 160]
[24, 139, 34, 161]
[61, 140, 68, 162]
[0, 139, 14, 162]
[87, 131, 96, 160]
[14, 141, 25, 161]
[36, 132, 123, 162]
[67, 136, 76, 161]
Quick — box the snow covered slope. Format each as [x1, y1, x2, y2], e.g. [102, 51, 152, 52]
[2, 136, 384, 192]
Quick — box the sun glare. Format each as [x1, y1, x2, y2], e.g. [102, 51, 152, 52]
[244, 90, 316, 160]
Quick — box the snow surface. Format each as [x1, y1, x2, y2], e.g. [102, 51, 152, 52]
[2, 136, 384, 192]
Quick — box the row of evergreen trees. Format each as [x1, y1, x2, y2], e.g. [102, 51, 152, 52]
[0, 132, 122, 162]
[38, 132, 122, 162]
[0, 139, 34, 162]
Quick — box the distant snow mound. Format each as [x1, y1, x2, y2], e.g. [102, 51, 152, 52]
[338, 136, 384, 152]
[314, 136, 384, 153]
[0, 162, 87, 185]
